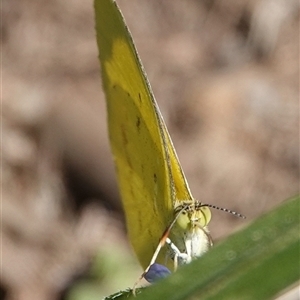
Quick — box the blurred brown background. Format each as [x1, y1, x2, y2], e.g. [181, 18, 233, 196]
[2, 0, 299, 299]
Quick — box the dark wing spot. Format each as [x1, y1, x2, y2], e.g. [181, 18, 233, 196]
[136, 116, 141, 130]
[121, 125, 128, 145]
[130, 184, 134, 198]
[141, 164, 144, 174]
[121, 125, 133, 169]
[153, 173, 157, 183]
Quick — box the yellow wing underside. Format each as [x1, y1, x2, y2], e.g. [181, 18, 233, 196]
[95, 0, 193, 269]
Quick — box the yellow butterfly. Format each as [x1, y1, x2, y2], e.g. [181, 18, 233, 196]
[95, 0, 243, 284]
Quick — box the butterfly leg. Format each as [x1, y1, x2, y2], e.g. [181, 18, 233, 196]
[165, 237, 190, 269]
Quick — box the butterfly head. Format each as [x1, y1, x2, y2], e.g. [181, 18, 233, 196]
[174, 201, 212, 231]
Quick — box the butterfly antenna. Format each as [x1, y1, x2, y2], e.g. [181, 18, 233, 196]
[202, 204, 246, 219]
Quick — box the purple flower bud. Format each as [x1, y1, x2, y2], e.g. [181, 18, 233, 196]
[144, 263, 171, 283]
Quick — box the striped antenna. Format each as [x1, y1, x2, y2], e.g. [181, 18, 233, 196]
[201, 204, 246, 219]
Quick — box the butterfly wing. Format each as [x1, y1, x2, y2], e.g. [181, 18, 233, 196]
[162, 122, 193, 201]
[95, 0, 175, 268]
[95, 0, 208, 269]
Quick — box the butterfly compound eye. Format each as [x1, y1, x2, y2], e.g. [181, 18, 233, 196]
[199, 206, 212, 226]
[176, 210, 190, 230]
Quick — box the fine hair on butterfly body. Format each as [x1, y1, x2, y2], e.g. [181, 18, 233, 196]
[168, 201, 213, 266]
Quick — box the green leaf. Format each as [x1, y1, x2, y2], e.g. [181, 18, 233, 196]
[102, 289, 138, 300]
